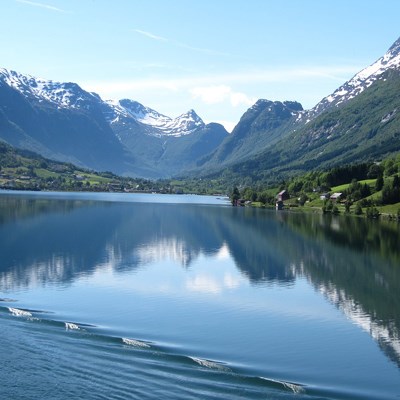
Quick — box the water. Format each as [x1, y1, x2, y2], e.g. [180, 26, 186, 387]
[0, 190, 399, 399]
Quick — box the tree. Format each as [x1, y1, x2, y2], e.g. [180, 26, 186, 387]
[354, 203, 363, 215]
[258, 190, 274, 205]
[366, 206, 380, 219]
[242, 187, 256, 202]
[231, 186, 240, 205]
[367, 163, 384, 179]
[384, 159, 397, 176]
[332, 205, 340, 215]
[288, 179, 303, 194]
[382, 177, 400, 204]
[375, 175, 384, 191]
[393, 174, 400, 189]
[298, 193, 308, 206]
[322, 199, 334, 213]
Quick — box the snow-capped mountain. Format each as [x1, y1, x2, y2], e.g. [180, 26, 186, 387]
[0, 68, 206, 139]
[0, 68, 102, 110]
[0, 67, 228, 178]
[312, 37, 400, 116]
[104, 99, 205, 137]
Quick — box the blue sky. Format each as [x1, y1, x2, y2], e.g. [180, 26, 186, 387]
[2, 0, 400, 131]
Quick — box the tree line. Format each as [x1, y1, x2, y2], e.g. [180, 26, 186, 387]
[230, 154, 400, 217]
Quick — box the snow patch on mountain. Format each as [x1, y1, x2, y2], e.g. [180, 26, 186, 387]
[105, 99, 205, 137]
[0, 68, 206, 138]
[0, 68, 100, 110]
[312, 37, 400, 116]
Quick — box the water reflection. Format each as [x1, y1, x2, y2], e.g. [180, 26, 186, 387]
[0, 193, 399, 369]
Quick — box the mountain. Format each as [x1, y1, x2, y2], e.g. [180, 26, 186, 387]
[196, 36, 400, 182]
[0, 68, 228, 178]
[107, 99, 205, 137]
[0, 69, 134, 174]
[195, 100, 304, 171]
[1, 36, 400, 183]
[312, 37, 400, 116]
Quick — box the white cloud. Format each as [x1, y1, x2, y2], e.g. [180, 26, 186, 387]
[15, 0, 67, 12]
[190, 85, 231, 104]
[83, 64, 361, 100]
[230, 91, 256, 107]
[190, 85, 255, 107]
[81, 64, 362, 128]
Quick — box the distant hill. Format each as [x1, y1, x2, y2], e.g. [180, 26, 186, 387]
[0, 140, 163, 192]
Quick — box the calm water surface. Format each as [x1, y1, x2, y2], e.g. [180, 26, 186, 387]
[0, 191, 399, 399]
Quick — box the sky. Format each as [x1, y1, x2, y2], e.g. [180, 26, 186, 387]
[1, 0, 400, 132]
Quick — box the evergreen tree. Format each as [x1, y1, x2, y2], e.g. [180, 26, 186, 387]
[354, 203, 363, 215]
[382, 175, 400, 204]
[231, 186, 240, 205]
[332, 205, 340, 215]
[375, 175, 384, 191]
[393, 174, 399, 189]
[366, 206, 380, 219]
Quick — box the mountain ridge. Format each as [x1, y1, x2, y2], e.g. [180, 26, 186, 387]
[0, 67, 228, 178]
[1, 36, 400, 181]
[191, 36, 400, 182]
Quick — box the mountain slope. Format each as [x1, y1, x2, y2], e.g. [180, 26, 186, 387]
[312, 37, 400, 116]
[0, 68, 228, 178]
[0, 70, 132, 173]
[220, 68, 400, 182]
[197, 100, 304, 171]
[106, 105, 228, 177]
[197, 36, 400, 182]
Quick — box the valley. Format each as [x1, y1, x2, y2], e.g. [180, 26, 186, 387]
[1, 37, 400, 216]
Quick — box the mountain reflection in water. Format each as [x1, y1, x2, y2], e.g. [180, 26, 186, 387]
[0, 192, 399, 372]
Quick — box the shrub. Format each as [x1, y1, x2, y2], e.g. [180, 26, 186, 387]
[332, 205, 340, 215]
[354, 203, 363, 215]
[366, 206, 380, 219]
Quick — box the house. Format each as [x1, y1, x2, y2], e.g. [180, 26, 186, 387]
[330, 192, 342, 202]
[277, 190, 289, 202]
[320, 193, 330, 201]
[276, 190, 289, 210]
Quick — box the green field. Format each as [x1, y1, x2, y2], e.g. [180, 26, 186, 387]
[331, 179, 377, 192]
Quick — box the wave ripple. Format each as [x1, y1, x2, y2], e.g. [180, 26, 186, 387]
[8, 307, 33, 317]
[122, 337, 151, 348]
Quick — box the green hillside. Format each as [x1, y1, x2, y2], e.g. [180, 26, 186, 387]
[0, 141, 154, 192]
[234, 156, 400, 219]
[202, 70, 400, 186]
